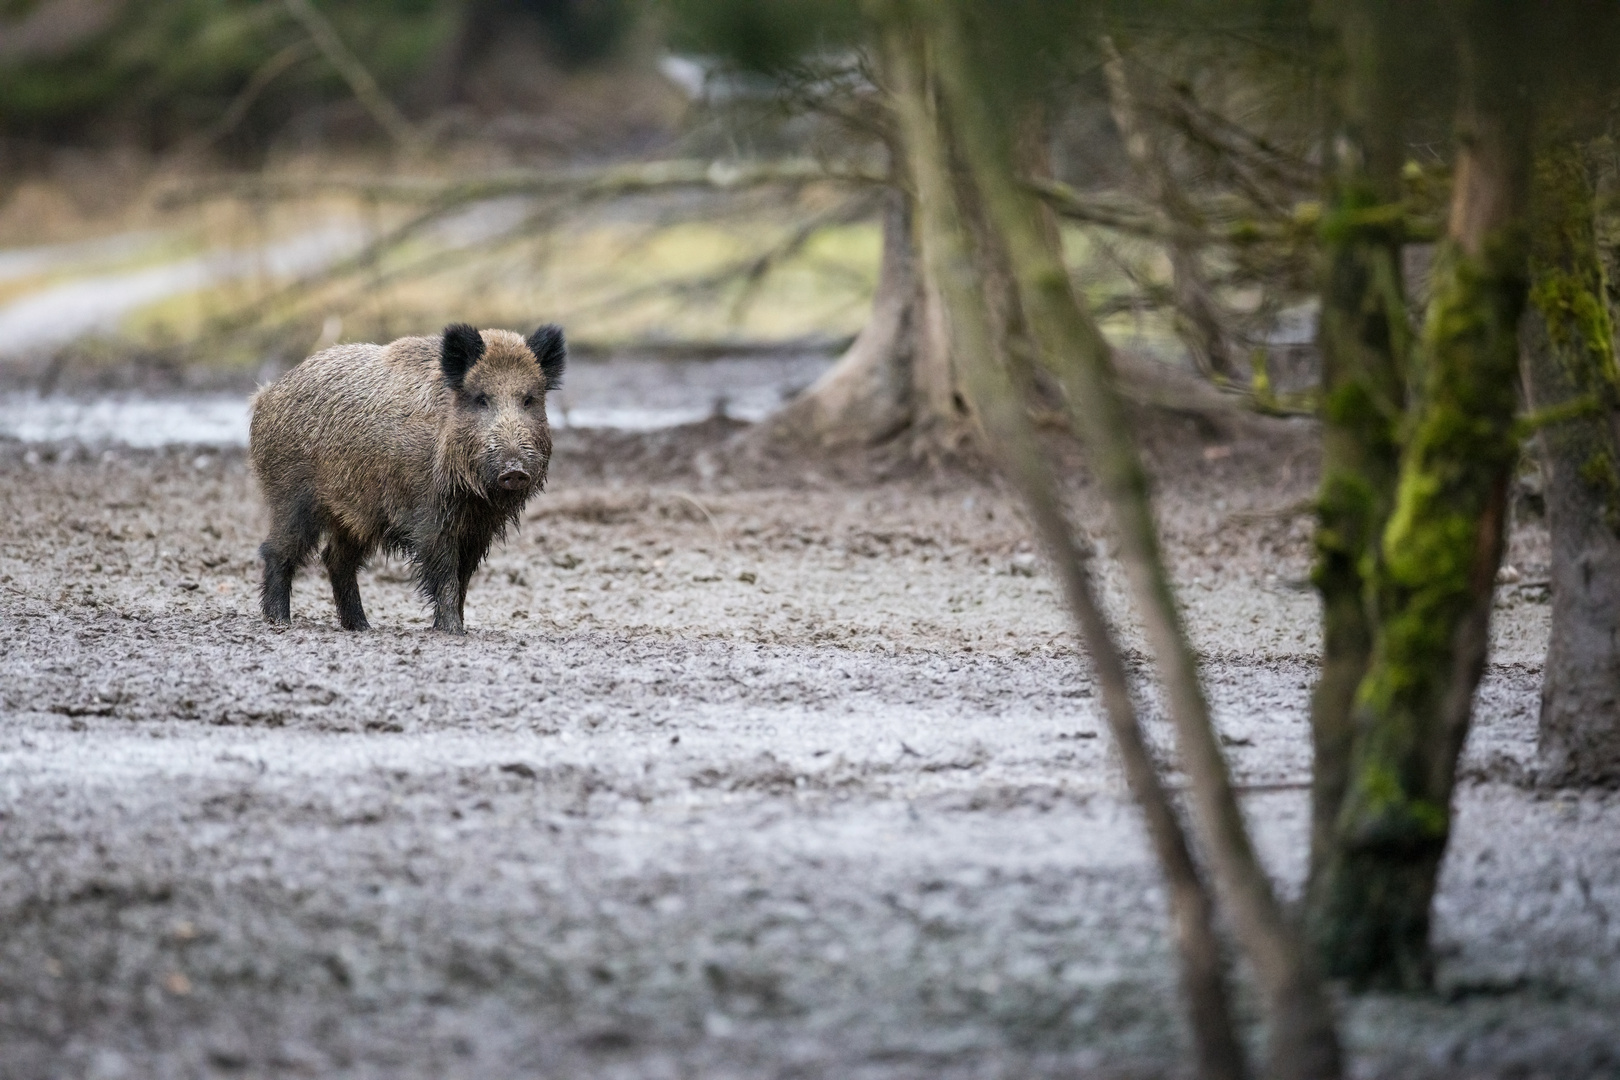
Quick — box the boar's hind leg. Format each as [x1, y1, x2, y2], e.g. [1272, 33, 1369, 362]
[323, 529, 371, 631]
[259, 494, 320, 624]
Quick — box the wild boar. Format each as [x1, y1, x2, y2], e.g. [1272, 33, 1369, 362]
[250, 323, 565, 633]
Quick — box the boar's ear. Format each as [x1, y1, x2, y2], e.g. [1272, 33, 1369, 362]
[440, 323, 485, 390]
[527, 323, 567, 391]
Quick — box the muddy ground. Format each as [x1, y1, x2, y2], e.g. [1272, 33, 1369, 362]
[1, 411, 1617, 1080]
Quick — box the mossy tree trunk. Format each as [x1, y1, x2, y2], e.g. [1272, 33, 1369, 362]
[1303, 0, 1412, 935]
[923, 6, 1341, 1078]
[1523, 143, 1620, 787]
[1312, 1, 1534, 990]
[878, 11, 1249, 1077]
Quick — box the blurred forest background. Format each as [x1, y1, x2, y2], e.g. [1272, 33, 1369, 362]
[1, 0, 873, 384]
[8, 3, 1620, 1079]
[0, 0, 1306, 396]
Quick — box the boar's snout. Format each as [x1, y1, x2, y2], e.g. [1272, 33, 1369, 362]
[497, 463, 531, 491]
[474, 412, 551, 497]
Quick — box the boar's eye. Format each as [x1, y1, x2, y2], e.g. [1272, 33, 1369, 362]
[522, 393, 536, 408]
[472, 392, 489, 409]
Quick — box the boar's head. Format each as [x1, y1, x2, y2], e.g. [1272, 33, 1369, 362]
[440, 323, 566, 497]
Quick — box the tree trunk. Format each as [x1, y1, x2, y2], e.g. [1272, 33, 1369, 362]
[1524, 144, 1620, 787]
[763, 187, 920, 446]
[1311, 2, 1534, 990]
[879, 13, 1248, 1078]
[1304, 0, 1411, 935]
[926, 9, 1341, 1080]
[760, 41, 968, 454]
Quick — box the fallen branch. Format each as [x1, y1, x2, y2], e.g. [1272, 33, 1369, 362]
[555, 200, 878, 328]
[569, 334, 856, 360]
[728, 193, 882, 322]
[162, 157, 887, 208]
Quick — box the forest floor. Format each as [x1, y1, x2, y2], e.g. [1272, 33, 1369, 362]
[1, 408, 1616, 1080]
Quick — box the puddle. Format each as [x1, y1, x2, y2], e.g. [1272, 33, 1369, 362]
[0, 394, 250, 447]
[0, 352, 835, 444]
[551, 352, 830, 429]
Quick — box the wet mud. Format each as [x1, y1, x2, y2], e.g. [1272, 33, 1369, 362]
[1, 418, 1616, 1079]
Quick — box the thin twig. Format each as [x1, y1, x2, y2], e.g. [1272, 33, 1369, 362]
[670, 493, 726, 547]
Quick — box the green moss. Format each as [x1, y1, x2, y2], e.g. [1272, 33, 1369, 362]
[1528, 151, 1617, 382]
[1249, 348, 1272, 398]
[1332, 226, 1525, 857]
[1525, 146, 1620, 536]
[1515, 394, 1603, 437]
[1309, 156, 1415, 921]
[1579, 450, 1620, 533]
[1351, 762, 1449, 844]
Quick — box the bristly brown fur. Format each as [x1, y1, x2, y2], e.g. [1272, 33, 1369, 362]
[250, 324, 566, 633]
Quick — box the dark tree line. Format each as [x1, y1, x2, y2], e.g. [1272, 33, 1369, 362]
[0, 0, 632, 149]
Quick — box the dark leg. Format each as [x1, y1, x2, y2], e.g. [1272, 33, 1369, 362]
[323, 528, 371, 631]
[259, 494, 320, 624]
[432, 574, 466, 635]
[417, 536, 466, 635]
[457, 563, 474, 626]
[456, 526, 499, 629]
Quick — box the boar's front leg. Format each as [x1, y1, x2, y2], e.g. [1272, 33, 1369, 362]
[322, 528, 371, 631]
[432, 579, 465, 634]
[454, 530, 496, 627]
[418, 536, 466, 635]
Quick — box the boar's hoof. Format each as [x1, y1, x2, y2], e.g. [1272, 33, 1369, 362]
[497, 466, 531, 491]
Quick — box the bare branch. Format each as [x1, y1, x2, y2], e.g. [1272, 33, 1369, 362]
[282, 0, 424, 153]
[728, 194, 881, 323]
[1103, 37, 1239, 381]
[1155, 80, 1320, 194]
[178, 40, 317, 155]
